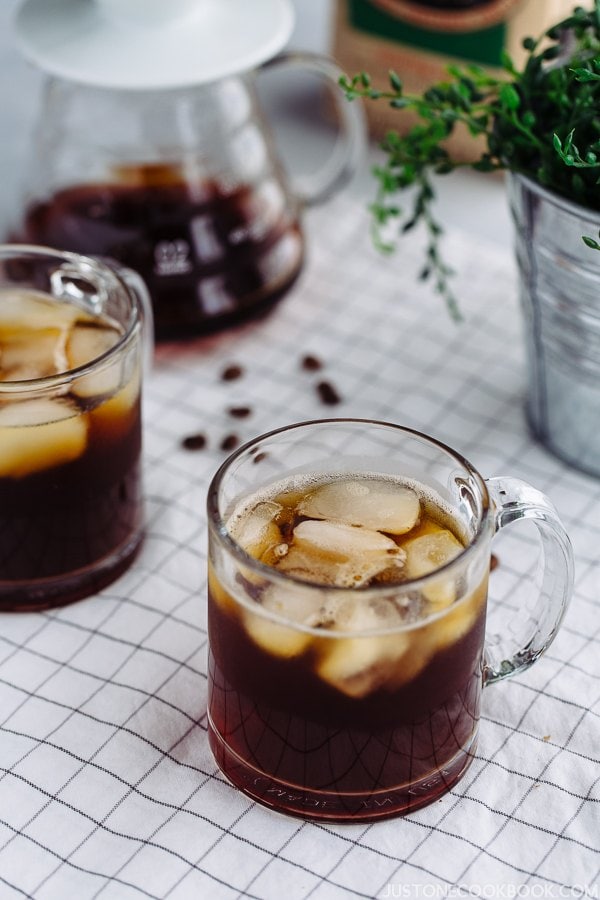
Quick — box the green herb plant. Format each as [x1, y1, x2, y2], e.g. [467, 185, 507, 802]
[340, 1, 600, 318]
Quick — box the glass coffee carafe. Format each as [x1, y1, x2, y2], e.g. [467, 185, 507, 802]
[11, 0, 364, 339]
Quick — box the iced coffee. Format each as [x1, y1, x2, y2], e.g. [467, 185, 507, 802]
[208, 472, 488, 821]
[0, 284, 143, 609]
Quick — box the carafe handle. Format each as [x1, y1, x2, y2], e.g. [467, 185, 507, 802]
[482, 477, 574, 686]
[259, 52, 366, 206]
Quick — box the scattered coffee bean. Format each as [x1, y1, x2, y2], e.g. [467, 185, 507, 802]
[181, 433, 207, 451]
[221, 364, 244, 382]
[301, 354, 323, 372]
[490, 553, 499, 572]
[228, 406, 252, 419]
[253, 451, 269, 464]
[220, 433, 240, 452]
[316, 380, 341, 405]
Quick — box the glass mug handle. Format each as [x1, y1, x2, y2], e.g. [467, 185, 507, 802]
[483, 477, 574, 686]
[258, 51, 366, 206]
[49, 256, 154, 373]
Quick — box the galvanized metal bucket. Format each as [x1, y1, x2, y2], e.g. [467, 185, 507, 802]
[508, 172, 600, 478]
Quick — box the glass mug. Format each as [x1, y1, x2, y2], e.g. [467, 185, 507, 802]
[0, 244, 151, 611]
[206, 419, 573, 821]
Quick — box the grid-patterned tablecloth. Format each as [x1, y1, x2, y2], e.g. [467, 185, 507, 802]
[0, 193, 598, 899]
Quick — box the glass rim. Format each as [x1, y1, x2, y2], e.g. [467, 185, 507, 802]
[0, 243, 141, 393]
[207, 418, 494, 632]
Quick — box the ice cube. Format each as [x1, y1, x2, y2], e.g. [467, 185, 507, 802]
[403, 529, 464, 608]
[276, 545, 352, 586]
[432, 579, 487, 651]
[209, 561, 311, 658]
[208, 562, 237, 617]
[67, 321, 123, 397]
[90, 368, 140, 431]
[298, 479, 420, 534]
[0, 398, 87, 477]
[229, 501, 283, 560]
[315, 599, 410, 698]
[280, 519, 405, 587]
[242, 579, 323, 657]
[0, 327, 69, 380]
[243, 608, 312, 658]
[0, 288, 81, 335]
[293, 519, 403, 556]
[260, 581, 326, 626]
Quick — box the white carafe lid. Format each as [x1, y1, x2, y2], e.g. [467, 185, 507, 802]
[13, 0, 295, 89]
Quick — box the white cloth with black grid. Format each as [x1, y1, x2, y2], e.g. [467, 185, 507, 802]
[0, 193, 598, 900]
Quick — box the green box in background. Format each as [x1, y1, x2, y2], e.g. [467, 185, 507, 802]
[348, 0, 507, 68]
[332, 0, 574, 157]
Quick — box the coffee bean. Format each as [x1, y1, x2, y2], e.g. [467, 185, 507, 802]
[181, 433, 207, 451]
[228, 406, 252, 419]
[316, 380, 341, 405]
[221, 364, 244, 382]
[253, 451, 269, 464]
[301, 354, 323, 372]
[220, 433, 240, 452]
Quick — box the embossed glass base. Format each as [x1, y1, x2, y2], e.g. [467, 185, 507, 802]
[208, 715, 478, 822]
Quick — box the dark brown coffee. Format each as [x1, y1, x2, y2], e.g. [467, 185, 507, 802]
[0, 290, 143, 609]
[19, 169, 304, 339]
[207, 475, 487, 820]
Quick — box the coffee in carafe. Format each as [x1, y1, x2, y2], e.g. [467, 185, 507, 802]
[20, 165, 304, 338]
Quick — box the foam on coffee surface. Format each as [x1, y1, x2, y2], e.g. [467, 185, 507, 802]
[0, 288, 126, 478]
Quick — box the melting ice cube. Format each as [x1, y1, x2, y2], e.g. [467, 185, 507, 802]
[279, 519, 405, 587]
[0, 328, 69, 381]
[229, 501, 283, 560]
[298, 479, 420, 534]
[0, 289, 80, 334]
[432, 582, 484, 651]
[315, 598, 410, 698]
[90, 369, 140, 435]
[0, 398, 87, 478]
[403, 529, 464, 608]
[243, 580, 326, 658]
[260, 581, 326, 625]
[0, 288, 87, 381]
[67, 320, 123, 397]
[243, 609, 312, 658]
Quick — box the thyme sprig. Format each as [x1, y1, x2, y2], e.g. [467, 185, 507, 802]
[340, 1, 600, 316]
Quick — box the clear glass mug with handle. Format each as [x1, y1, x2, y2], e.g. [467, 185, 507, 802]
[0, 244, 151, 611]
[206, 419, 573, 822]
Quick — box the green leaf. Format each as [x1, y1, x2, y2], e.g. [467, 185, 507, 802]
[500, 50, 516, 72]
[499, 84, 520, 110]
[389, 70, 402, 92]
[583, 235, 600, 249]
[572, 67, 600, 83]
